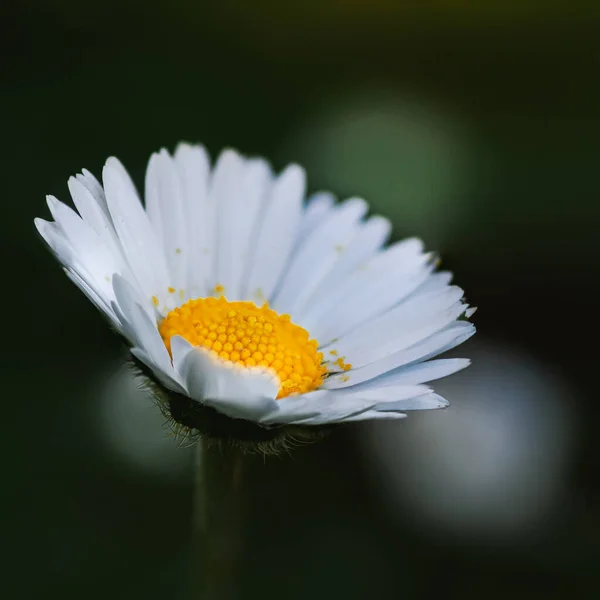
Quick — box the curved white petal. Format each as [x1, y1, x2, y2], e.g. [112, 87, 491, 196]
[262, 384, 431, 425]
[243, 164, 305, 304]
[210, 149, 245, 296]
[213, 152, 272, 300]
[259, 390, 375, 425]
[325, 287, 467, 368]
[64, 267, 120, 328]
[410, 270, 453, 296]
[295, 191, 336, 246]
[112, 274, 173, 375]
[299, 238, 427, 336]
[374, 392, 449, 411]
[174, 142, 212, 299]
[42, 198, 123, 305]
[35, 217, 77, 269]
[271, 198, 368, 315]
[299, 214, 391, 314]
[324, 322, 475, 389]
[76, 169, 108, 216]
[130, 347, 187, 395]
[103, 157, 170, 309]
[145, 149, 188, 295]
[170, 336, 280, 421]
[67, 176, 123, 263]
[330, 383, 431, 401]
[346, 358, 471, 389]
[340, 410, 408, 422]
[330, 393, 449, 420]
[36, 219, 117, 324]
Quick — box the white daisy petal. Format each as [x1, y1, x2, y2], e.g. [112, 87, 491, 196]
[64, 267, 120, 327]
[325, 286, 467, 368]
[35, 217, 76, 267]
[260, 390, 377, 425]
[331, 392, 448, 421]
[330, 383, 431, 402]
[130, 347, 187, 395]
[340, 410, 408, 422]
[298, 214, 391, 314]
[37, 219, 118, 326]
[112, 274, 172, 374]
[347, 358, 471, 389]
[38, 212, 136, 335]
[110, 275, 143, 333]
[271, 198, 368, 315]
[295, 191, 336, 245]
[263, 384, 430, 425]
[230, 158, 272, 298]
[214, 152, 272, 300]
[324, 322, 475, 389]
[173, 142, 212, 299]
[411, 270, 453, 296]
[129, 306, 173, 374]
[110, 300, 138, 345]
[45, 196, 121, 302]
[243, 164, 305, 304]
[73, 168, 110, 220]
[67, 176, 124, 264]
[374, 392, 449, 411]
[169, 334, 196, 374]
[299, 238, 425, 333]
[103, 157, 170, 308]
[412, 322, 476, 364]
[309, 239, 432, 343]
[145, 149, 189, 295]
[171, 336, 279, 421]
[209, 149, 245, 294]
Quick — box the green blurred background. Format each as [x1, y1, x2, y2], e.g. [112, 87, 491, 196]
[2, 2, 599, 598]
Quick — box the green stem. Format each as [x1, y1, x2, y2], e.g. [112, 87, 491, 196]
[190, 440, 245, 600]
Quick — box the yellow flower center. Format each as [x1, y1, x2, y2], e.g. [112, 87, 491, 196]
[159, 296, 328, 399]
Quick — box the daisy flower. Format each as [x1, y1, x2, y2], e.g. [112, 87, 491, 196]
[35, 144, 475, 451]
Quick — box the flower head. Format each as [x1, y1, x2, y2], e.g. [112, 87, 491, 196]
[35, 144, 475, 451]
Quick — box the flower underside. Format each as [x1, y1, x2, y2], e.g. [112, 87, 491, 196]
[159, 296, 333, 399]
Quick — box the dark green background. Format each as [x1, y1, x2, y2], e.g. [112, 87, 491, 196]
[2, 2, 598, 598]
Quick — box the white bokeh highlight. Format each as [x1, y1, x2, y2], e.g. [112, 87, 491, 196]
[361, 338, 576, 543]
